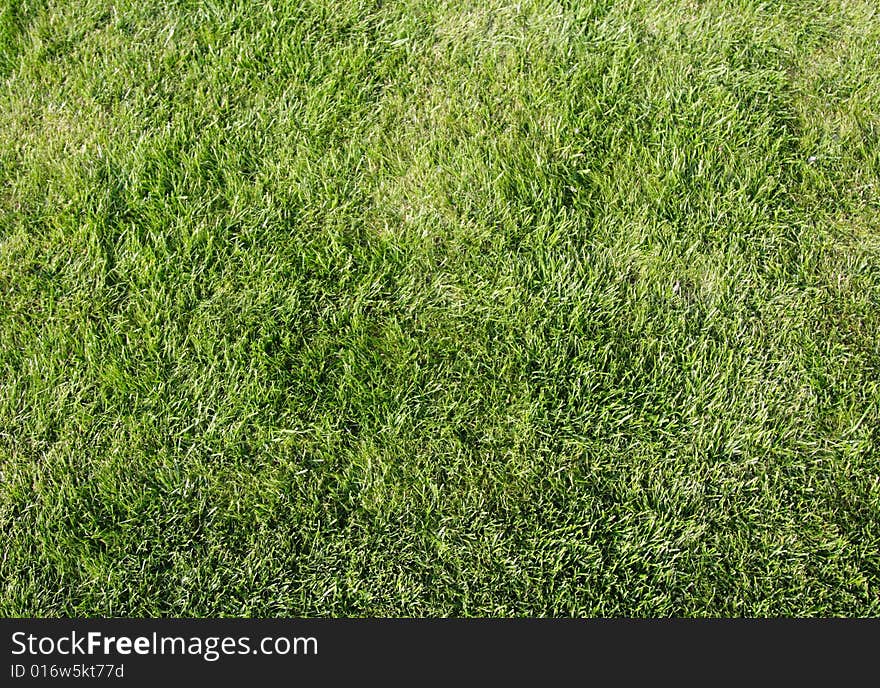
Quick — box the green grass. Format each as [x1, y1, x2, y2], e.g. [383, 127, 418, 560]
[1, 0, 879, 617]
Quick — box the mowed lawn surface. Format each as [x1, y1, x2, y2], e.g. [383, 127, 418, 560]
[1, 0, 879, 616]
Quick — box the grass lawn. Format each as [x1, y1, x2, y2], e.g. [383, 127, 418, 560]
[1, 0, 878, 617]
